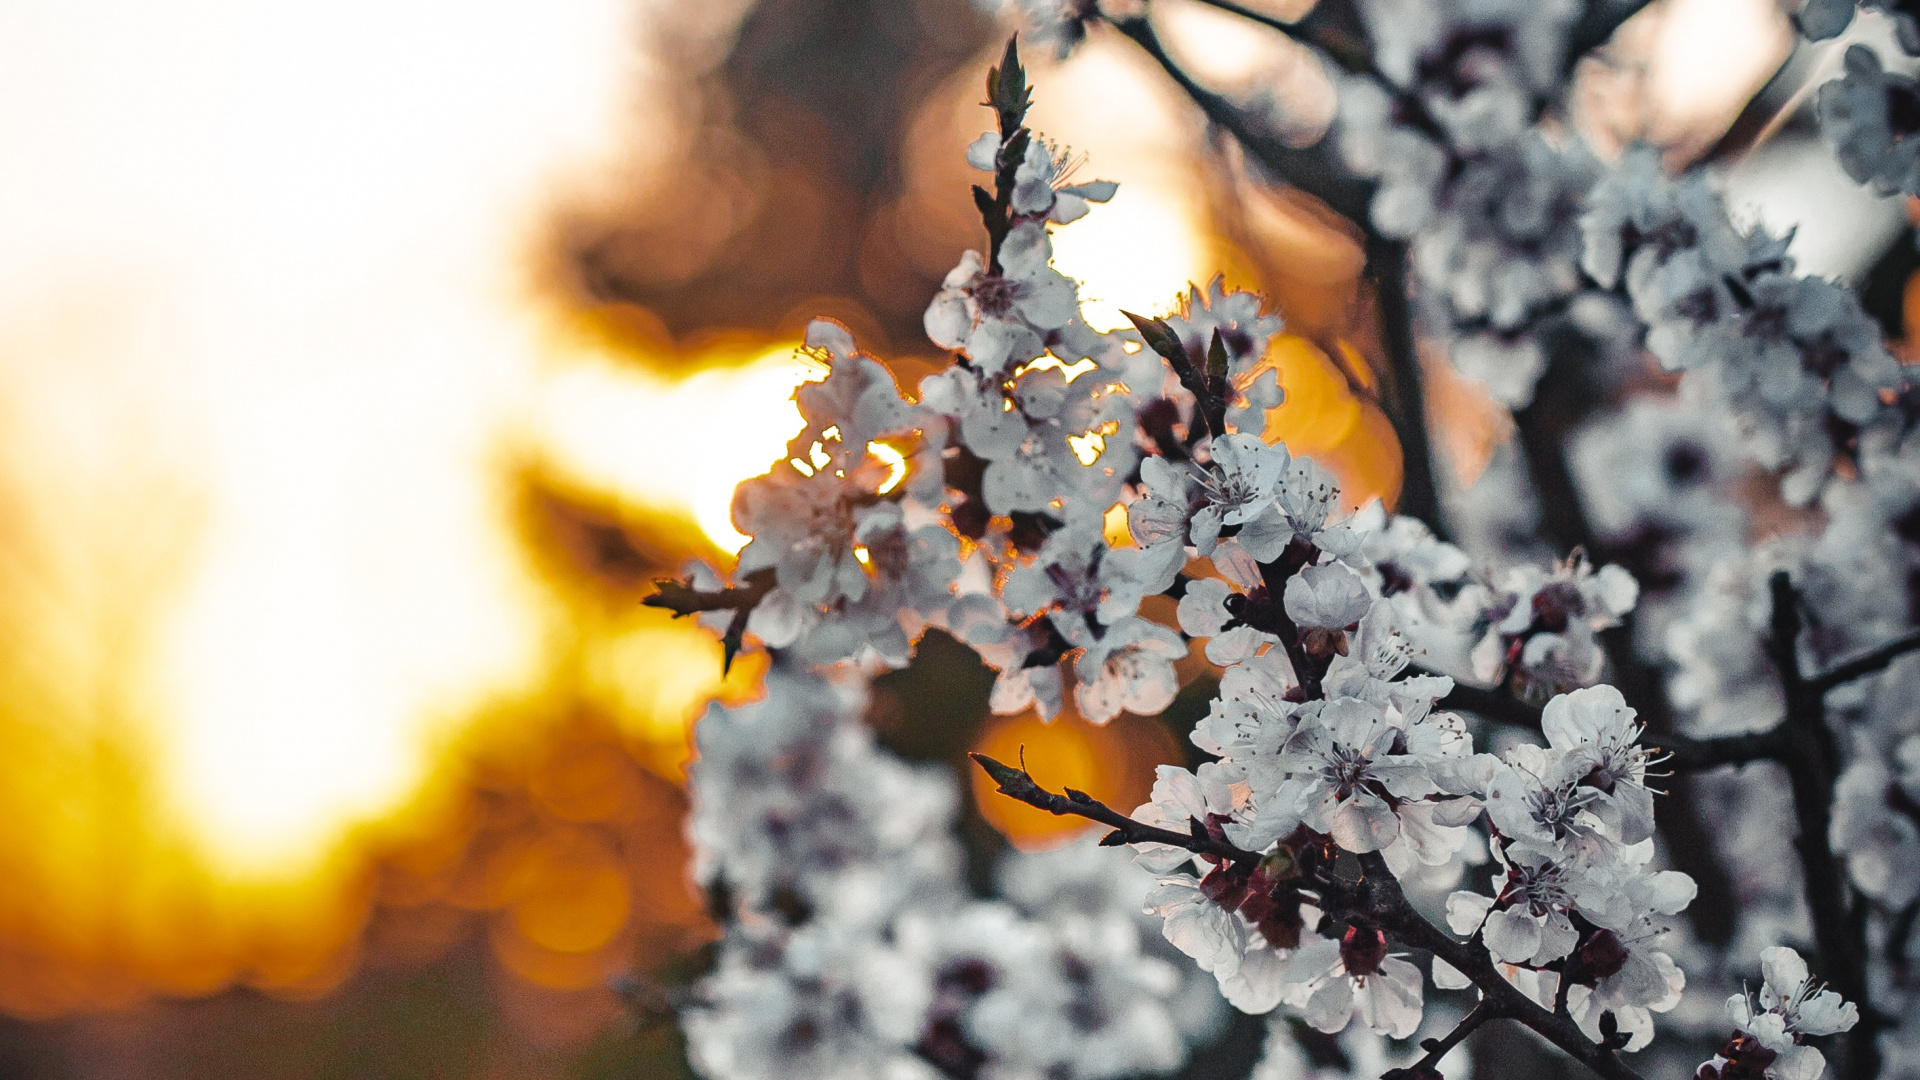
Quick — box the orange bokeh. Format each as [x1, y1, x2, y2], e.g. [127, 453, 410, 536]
[970, 707, 1185, 851]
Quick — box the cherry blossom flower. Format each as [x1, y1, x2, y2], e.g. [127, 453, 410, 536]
[1280, 930, 1425, 1039]
[1817, 45, 1920, 198]
[1698, 947, 1860, 1080]
[1073, 615, 1186, 724]
[1563, 922, 1687, 1051]
[1540, 685, 1660, 845]
[1130, 763, 1243, 874]
[1178, 575, 1283, 667]
[1272, 697, 1437, 853]
[1191, 648, 1301, 763]
[924, 225, 1081, 377]
[1285, 563, 1373, 632]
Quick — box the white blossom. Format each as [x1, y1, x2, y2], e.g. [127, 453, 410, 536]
[1708, 947, 1861, 1080]
[1279, 931, 1425, 1039]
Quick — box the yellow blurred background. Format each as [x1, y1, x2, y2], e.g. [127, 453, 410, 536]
[0, 0, 1801, 1074]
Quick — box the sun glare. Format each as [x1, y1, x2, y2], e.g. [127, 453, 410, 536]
[533, 343, 819, 553]
[0, 0, 649, 883]
[1031, 39, 1218, 330]
[0, 0, 1340, 1014]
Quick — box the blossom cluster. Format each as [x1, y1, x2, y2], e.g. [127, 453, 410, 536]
[1331, 0, 1620, 409]
[658, 15, 1905, 1080]
[1580, 147, 1903, 505]
[682, 670, 1218, 1080]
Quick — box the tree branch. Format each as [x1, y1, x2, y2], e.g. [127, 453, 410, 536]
[1104, 14, 1448, 531]
[1433, 673, 1781, 772]
[1561, 0, 1659, 76]
[1649, 729, 1783, 773]
[1383, 999, 1497, 1080]
[1511, 339, 1741, 945]
[1104, 15, 1375, 225]
[1762, 572, 1879, 1080]
[1315, 852, 1647, 1080]
[1364, 233, 1446, 531]
[644, 567, 778, 674]
[967, 752, 1261, 864]
[1809, 627, 1920, 693]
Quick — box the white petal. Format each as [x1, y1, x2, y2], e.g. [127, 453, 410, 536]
[1432, 956, 1474, 990]
[965, 131, 1001, 171]
[1759, 947, 1810, 1006]
[1358, 958, 1426, 1039]
[999, 222, 1052, 280]
[1303, 976, 1356, 1033]
[1445, 891, 1495, 936]
[1482, 907, 1544, 965]
[1771, 1045, 1829, 1080]
[1219, 945, 1289, 1014]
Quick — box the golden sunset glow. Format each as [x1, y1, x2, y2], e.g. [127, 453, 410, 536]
[0, 0, 1410, 1022]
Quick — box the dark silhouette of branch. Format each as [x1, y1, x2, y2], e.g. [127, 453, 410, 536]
[1104, 15, 1374, 225]
[967, 752, 1262, 864]
[1561, 0, 1659, 75]
[1383, 1000, 1496, 1080]
[1434, 672, 1782, 772]
[644, 567, 778, 674]
[1651, 729, 1783, 772]
[1809, 627, 1920, 693]
[1763, 572, 1880, 1080]
[1364, 233, 1446, 532]
[1510, 337, 1740, 946]
[1103, 14, 1446, 530]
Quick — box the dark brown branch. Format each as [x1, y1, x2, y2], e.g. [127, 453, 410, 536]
[1105, 15, 1449, 531]
[1651, 729, 1783, 773]
[1364, 234, 1446, 531]
[1561, 0, 1659, 76]
[1433, 673, 1779, 772]
[1318, 852, 1647, 1080]
[1383, 1000, 1497, 1080]
[1187, 0, 1412, 93]
[644, 567, 778, 674]
[1105, 15, 1375, 225]
[1763, 572, 1879, 1080]
[967, 752, 1261, 864]
[1511, 339, 1741, 945]
[1809, 627, 1920, 693]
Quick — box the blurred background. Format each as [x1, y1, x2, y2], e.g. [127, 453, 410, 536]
[0, 0, 1893, 1076]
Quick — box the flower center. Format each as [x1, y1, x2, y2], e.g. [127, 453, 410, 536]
[972, 275, 1020, 318]
[1320, 745, 1374, 799]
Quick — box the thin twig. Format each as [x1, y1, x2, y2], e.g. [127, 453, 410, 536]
[1809, 627, 1920, 693]
[967, 752, 1261, 864]
[644, 567, 778, 674]
[1383, 999, 1498, 1080]
[1104, 15, 1375, 225]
